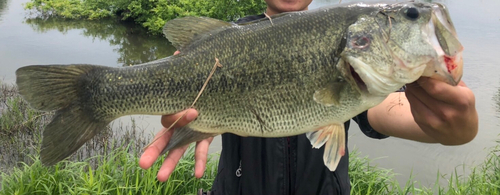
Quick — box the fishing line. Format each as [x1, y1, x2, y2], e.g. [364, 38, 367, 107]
[143, 57, 223, 150]
[264, 12, 274, 26]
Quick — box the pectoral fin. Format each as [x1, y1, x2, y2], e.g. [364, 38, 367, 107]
[306, 123, 346, 171]
[313, 83, 344, 106]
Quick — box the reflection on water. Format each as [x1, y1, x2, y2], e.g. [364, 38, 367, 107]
[0, 0, 9, 22]
[24, 18, 177, 66]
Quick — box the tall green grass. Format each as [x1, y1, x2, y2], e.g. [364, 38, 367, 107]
[436, 145, 500, 195]
[0, 145, 218, 195]
[0, 83, 48, 170]
[348, 149, 434, 195]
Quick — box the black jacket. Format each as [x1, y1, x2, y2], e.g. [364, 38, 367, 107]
[210, 14, 389, 195]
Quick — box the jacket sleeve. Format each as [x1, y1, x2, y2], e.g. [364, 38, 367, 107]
[352, 110, 389, 139]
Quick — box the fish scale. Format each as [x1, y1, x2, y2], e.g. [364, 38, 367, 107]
[85, 12, 355, 135]
[15, 2, 464, 171]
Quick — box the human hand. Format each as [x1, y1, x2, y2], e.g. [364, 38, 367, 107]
[405, 77, 478, 145]
[139, 50, 214, 181]
[139, 109, 214, 181]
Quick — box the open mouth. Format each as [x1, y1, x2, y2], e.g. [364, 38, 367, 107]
[422, 9, 464, 86]
[348, 63, 368, 92]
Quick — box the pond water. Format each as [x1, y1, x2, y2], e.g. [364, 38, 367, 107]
[1, 0, 499, 188]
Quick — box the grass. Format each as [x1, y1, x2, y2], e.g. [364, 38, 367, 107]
[348, 145, 500, 195]
[348, 149, 434, 195]
[0, 145, 218, 195]
[1, 82, 500, 194]
[437, 145, 500, 195]
[0, 82, 47, 170]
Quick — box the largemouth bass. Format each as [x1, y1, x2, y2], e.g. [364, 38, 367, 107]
[16, 2, 463, 171]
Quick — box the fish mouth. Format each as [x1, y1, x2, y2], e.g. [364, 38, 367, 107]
[344, 56, 404, 96]
[421, 3, 464, 86]
[348, 63, 368, 93]
[342, 57, 369, 94]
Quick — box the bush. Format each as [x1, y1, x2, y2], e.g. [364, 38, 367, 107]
[24, 0, 267, 34]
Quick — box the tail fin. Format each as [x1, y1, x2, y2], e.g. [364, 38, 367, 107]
[16, 65, 111, 165]
[16, 65, 97, 111]
[160, 127, 216, 155]
[41, 106, 109, 165]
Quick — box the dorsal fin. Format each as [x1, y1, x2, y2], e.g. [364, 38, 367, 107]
[163, 16, 232, 51]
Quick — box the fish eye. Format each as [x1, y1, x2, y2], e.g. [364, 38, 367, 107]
[351, 36, 370, 49]
[404, 7, 420, 20]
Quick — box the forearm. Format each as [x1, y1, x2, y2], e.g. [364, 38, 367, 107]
[367, 87, 478, 146]
[367, 93, 439, 143]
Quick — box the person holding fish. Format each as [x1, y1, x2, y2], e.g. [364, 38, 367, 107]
[138, 0, 478, 195]
[14, 0, 478, 194]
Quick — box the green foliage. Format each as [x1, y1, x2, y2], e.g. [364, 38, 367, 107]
[348, 150, 398, 194]
[0, 145, 219, 195]
[24, 0, 115, 20]
[436, 145, 500, 195]
[348, 149, 434, 195]
[24, 0, 267, 34]
[0, 84, 48, 168]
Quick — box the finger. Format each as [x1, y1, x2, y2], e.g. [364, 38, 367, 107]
[408, 78, 470, 121]
[161, 108, 198, 129]
[139, 128, 175, 169]
[174, 51, 180, 55]
[405, 82, 434, 106]
[405, 86, 443, 128]
[157, 145, 189, 182]
[416, 77, 467, 104]
[194, 137, 214, 178]
[406, 80, 453, 113]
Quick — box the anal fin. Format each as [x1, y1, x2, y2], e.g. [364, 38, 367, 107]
[306, 123, 346, 171]
[160, 126, 217, 155]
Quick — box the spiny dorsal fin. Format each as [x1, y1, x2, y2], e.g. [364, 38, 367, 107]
[306, 123, 346, 171]
[163, 17, 232, 51]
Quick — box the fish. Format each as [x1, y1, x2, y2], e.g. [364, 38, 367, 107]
[15, 1, 463, 171]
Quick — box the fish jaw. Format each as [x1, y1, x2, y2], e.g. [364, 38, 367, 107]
[345, 56, 406, 96]
[421, 3, 464, 86]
